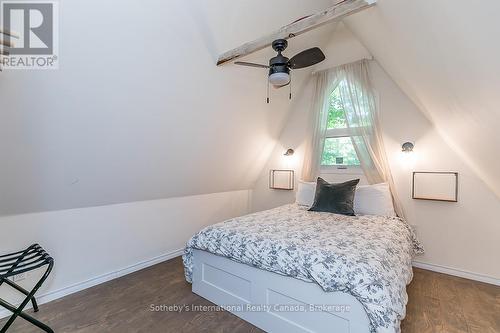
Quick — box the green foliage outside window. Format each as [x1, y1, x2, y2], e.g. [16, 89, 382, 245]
[327, 87, 347, 129]
[322, 86, 361, 166]
[321, 137, 360, 166]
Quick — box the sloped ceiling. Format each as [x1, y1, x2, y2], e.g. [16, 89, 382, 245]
[0, 0, 335, 215]
[344, 0, 500, 198]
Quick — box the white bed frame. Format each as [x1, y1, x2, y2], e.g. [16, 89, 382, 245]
[192, 250, 371, 333]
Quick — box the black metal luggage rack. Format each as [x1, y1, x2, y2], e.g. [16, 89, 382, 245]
[0, 244, 54, 333]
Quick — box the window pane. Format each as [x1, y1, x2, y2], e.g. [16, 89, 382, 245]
[321, 137, 360, 166]
[327, 86, 347, 129]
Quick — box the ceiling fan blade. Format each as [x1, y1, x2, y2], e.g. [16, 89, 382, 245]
[289, 47, 325, 69]
[234, 61, 269, 69]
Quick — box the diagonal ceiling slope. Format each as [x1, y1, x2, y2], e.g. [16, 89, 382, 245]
[0, 0, 335, 215]
[344, 0, 500, 198]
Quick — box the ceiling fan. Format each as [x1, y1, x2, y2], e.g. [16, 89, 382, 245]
[234, 39, 325, 102]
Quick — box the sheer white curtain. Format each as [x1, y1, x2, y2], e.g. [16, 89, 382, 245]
[301, 70, 342, 182]
[302, 59, 404, 217]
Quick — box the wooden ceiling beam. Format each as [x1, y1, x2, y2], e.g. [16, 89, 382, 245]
[0, 28, 19, 38]
[0, 39, 13, 48]
[216, 0, 376, 66]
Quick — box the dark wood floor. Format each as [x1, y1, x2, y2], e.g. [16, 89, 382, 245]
[1, 257, 499, 333]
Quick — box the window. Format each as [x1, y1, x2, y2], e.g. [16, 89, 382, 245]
[321, 85, 361, 169]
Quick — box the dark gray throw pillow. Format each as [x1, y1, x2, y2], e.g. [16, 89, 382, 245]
[308, 178, 360, 216]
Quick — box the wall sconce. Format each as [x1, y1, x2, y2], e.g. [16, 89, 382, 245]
[402, 142, 414, 153]
[283, 148, 295, 169]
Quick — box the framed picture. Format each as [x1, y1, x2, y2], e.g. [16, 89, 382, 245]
[412, 172, 458, 202]
[269, 170, 294, 190]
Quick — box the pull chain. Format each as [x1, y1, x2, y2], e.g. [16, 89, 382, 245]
[266, 78, 270, 104]
[289, 74, 292, 100]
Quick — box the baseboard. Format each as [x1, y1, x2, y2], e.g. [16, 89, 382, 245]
[0, 248, 184, 319]
[413, 261, 500, 286]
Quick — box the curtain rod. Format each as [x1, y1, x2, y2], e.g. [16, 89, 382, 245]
[311, 56, 374, 75]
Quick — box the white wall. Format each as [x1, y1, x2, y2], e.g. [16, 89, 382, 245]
[0, 189, 250, 313]
[251, 24, 500, 282]
[0, 0, 334, 215]
[344, 0, 500, 200]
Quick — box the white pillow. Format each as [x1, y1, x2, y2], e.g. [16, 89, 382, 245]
[296, 180, 396, 216]
[295, 181, 316, 207]
[354, 183, 396, 217]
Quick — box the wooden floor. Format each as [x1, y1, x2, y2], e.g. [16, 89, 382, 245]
[1, 257, 499, 333]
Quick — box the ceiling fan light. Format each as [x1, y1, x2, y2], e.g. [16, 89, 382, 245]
[269, 72, 290, 86]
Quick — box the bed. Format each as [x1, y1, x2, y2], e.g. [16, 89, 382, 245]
[183, 203, 423, 333]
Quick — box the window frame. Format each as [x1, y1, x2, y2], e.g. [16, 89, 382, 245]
[321, 129, 364, 174]
[320, 86, 363, 174]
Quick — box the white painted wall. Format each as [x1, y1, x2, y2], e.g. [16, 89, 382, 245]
[251, 24, 500, 282]
[344, 0, 500, 199]
[0, 0, 334, 215]
[0, 189, 250, 313]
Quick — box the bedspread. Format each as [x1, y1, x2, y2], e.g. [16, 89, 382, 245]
[183, 204, 423, 333]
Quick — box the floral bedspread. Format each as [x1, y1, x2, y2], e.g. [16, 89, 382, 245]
[183, 204, 423, 333]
